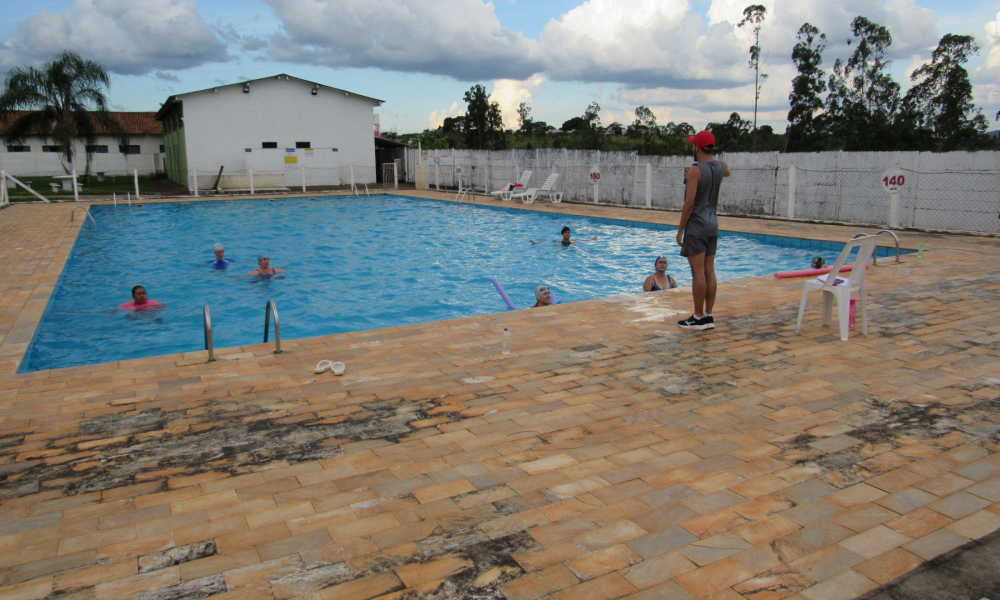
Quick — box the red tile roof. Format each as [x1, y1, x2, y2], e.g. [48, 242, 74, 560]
[0, 111, 162, 136]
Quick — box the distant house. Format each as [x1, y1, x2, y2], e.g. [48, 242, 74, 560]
[155, 74, 384, 190]
[0, 111, 164, 177]
[988, 130, 1000, 140]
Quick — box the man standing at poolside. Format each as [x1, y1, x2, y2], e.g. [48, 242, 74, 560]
[676, 130, 730, 331]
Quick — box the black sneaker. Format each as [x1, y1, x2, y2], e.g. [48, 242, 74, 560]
[678, 315, 712, 331]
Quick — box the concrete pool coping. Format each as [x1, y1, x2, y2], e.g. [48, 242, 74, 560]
[0, 192, 998, 600]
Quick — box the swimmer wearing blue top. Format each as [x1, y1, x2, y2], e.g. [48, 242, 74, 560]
[643, 256, 677, 291]
[204, 243, 236, 269]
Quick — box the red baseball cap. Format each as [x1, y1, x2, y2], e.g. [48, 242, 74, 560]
[687, 131, 715, 149]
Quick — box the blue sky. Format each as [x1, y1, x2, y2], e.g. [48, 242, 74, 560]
[1, 0, 998, 134]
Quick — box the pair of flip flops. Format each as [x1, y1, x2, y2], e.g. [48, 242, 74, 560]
[314, 360, 345, 375]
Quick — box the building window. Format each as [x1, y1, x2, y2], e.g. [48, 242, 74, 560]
[262, 142, 278, 149]
[87, 145, 109, 154]
[42, 145, 61, 153]
[160, 145, 165, 153]
[295, 141, 311, 148]
[6, 145, 30, 152]
[120, 144, 140, 154]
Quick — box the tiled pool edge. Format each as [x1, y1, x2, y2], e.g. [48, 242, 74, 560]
[0, 203, 88, 375]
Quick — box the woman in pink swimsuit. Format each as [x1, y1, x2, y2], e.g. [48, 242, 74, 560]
[119, 285, 164, 310]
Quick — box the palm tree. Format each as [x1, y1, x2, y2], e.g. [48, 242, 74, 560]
[0, 50, 126, 175]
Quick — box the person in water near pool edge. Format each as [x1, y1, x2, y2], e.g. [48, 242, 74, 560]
[205, 243, 236, 269]
[530, 226, 597, 245]
[811, 256, 826, 269]
[532, 285, 553, 308]
[643, 256, 677, 291]
[119, 285, 163, 310]
[241, 252, 287, 279]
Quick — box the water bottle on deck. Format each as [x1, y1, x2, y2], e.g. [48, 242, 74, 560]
[502, 328, 511, 355]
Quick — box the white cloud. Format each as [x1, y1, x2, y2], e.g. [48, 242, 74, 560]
[538, 0, 748, 88]
[983, 12, 1000, 71]
[1, 0, 227, 75]
[248, 0, 939, 96]
[263, 0, 543, 81]
[490, 75, 546, 128]
[429, 102, 464, 129]
[988, 12, 1000, 42]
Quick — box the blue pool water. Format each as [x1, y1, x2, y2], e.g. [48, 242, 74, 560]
[20, 195, 908, 372]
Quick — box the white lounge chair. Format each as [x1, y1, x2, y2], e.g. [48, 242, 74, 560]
[795, 234, 879, 341]
[491, 170, 532, 201]
[511, 173, 562, 204]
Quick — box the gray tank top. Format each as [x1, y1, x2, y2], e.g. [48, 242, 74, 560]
[685, 161, 725, 238]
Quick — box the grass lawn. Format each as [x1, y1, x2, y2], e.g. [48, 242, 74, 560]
[6, 175, 158, 199]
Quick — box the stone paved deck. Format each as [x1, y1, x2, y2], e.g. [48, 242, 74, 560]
[1, 193, 999, 600]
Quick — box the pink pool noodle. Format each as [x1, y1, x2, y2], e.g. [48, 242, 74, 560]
[774, 265, 854, 279]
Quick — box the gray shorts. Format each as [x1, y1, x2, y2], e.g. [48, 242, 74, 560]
[680, 235, 718, 258]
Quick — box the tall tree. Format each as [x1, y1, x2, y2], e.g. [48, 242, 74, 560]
[707, 112, 753, 151]
[738, 4, 768, 149]
[463, 84, 506, 150]
[786, 23, 827, 152]
[583, 102, 602, 130]
[902, 34, 987, 150]
[0, 50, 126, 174]
[826, 16, 901, 150]
[630, 105, 657, 154]
[575, 102, 603, 149]
[516, 102, 532, 135]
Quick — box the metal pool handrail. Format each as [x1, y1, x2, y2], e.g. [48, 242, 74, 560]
[263, 299, 282, 353]
[71, 206, 97, 228]
[203, 304, 215, 362]
[852, 230, 900, 266]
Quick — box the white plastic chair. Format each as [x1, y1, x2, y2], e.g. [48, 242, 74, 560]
[511, 173, 561, 204]
[795, 234, 879, 341]
[491, 170, 532, 201]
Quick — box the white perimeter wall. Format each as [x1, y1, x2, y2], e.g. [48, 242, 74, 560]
[181, 77, 379, 187]
[414, 149, 1000, 235]
[0, 134, 163, 176]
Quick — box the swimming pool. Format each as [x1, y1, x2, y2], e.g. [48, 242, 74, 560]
[20, 195, 908, 372]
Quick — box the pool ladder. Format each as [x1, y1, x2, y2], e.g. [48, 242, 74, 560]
[71, 206, 97, 228]
[203, 304, 215, 361]
[852, 230, 901, 266]
[202, 299, 282, 362]
[263, 299, 282, 354]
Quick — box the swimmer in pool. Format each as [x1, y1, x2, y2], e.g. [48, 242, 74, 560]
[643, 256, 678, 292]
[239, 253, 286, 279]
[119, 285, 164, 310]
[532, 285, 553, 308]
[204, 243, 236, 269]
[530, 226, 597, 245]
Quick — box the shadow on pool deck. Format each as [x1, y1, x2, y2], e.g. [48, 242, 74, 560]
[860, 529, 1000, 599]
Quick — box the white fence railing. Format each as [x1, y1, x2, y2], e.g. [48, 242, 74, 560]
[185, 165, 378, 195]
[0, 152, 164, 177]
[408, 149, 1000, 235]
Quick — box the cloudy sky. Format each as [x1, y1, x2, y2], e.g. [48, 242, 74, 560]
[1, 0, 998, 134]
